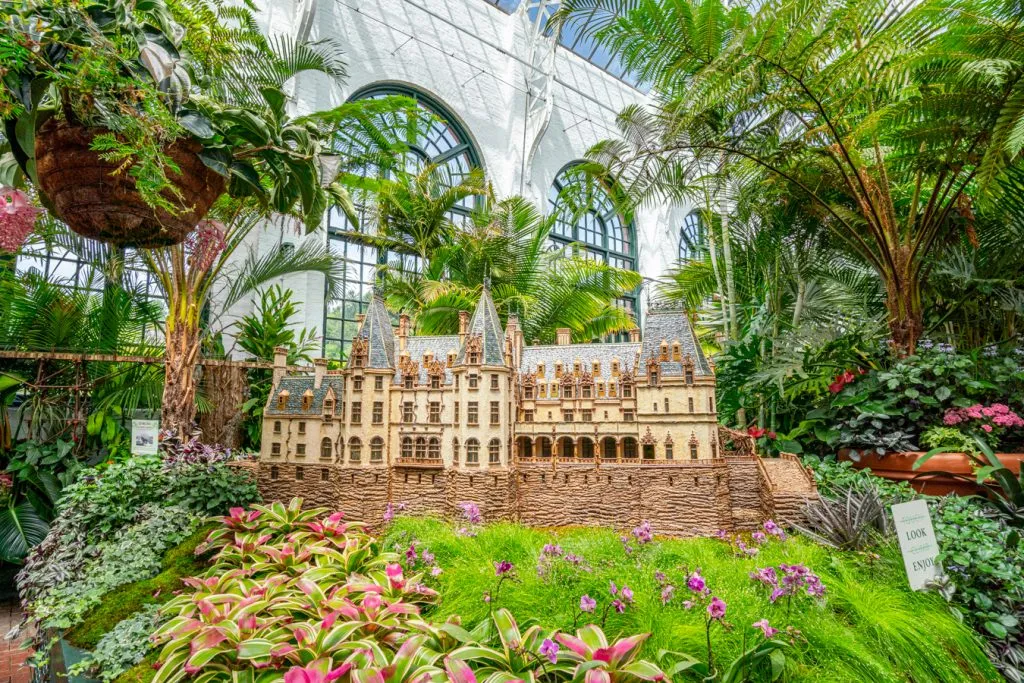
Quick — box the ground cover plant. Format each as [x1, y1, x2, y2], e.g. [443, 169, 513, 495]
[386, 516, 997, 682]
[16, 448, 259, 664]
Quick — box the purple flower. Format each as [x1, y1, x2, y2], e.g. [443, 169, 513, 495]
[460, 502, 482, 525]
[632, 520, 653, 544]
[579, 595, 596, 613]
[620, 586, 634, 604]
[682, 600, 694, 610]
[609, 581, 618, 596]
[431, 566, 443, 577]
[714, 529, 729, 540]
[752, 531, 767, 544]
[687, 572, 706, 593]
[660, 585, 675, 605]
[764, 520, 786, 540]
[612, 599, 626, 613]
[405, 543, 418, 567]
[707, 596, 727, 620]
[494, 560, 514, 576]
[753, 619, 778, 638]
[542, 543, 563, 556]
[654, 571, 667, 584]
[539, 638, 559, 664]
[565, 553, 583, 566]
[420, 548, 435, 565]
[383, 502, 395, 523]
[770, 587, 785, 603]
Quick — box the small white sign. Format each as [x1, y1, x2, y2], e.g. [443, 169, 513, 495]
[131, 419, 160, 456]
[891, 499, 942, 590]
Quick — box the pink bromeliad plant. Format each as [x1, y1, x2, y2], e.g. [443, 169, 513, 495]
[555, 625, 666, 682]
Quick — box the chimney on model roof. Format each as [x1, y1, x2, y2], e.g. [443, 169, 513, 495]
[556, 328, 571, 346]
[458, 310, 469, 345]
[313, 358, 327, 389]
[273, 346, 288, 385]
[398, 313, 410, 352]
[629, 327, 641, 343]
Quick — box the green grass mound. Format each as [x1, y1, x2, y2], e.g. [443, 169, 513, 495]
[65, 523, 216, 651]
[386, 518, 999, 683]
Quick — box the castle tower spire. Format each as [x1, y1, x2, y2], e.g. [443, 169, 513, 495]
[455, 278, 506, 366]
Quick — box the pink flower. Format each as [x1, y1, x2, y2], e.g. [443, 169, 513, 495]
[580, 595, 596, 612]
[753, 619, 778, 638]
[612, 599, 626, 613]
[0, 188, 40, 253]
[620, 586, 634, 604]
[982, 424, 993, 433]
[707, 597, 727, 620]
[539, 638, 559, 664]
[385, 563, 404, 588]
[494, 560, 514, 576]
[609, 581, 618, 596]
[660, 585, 675, 605]
[687, 572, 706, 593]
[752, 532, 767, 544]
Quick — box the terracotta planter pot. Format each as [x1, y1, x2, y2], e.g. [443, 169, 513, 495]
[839, 449, 1024, 496]
[35, 118, 225, 248]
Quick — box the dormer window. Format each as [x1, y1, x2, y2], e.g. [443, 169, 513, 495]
[592, 361, 600, 376]
[430, 375, 441, 389]
[573, 361, 581, 374]
[672, 342, 682, 361]
[622, 382, 633, 398]
[324, 398, 335, 414]
[660, 341, 669, 361]
[582, 384, 592, 398]
[685, 367, 694, 385]
[524, 385, 534, 399]
[611, 360, 620, 376]
[276, 390, 289, 410]
[555, 362, 563, 378]
[404, 375, 414, 389]
[353, 355, 363, 368]
[301, 390, 314, 411]
[537, 363, 545, 378]
[597, 382, 605, 397]
[649, 370, 658, 386]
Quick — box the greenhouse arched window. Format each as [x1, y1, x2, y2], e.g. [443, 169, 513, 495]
[547, 165, 638, 335]
[323, 84, 483, 361]
[679, 210, 706, 262]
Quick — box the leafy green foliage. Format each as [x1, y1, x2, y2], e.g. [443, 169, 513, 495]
[235, 285, 319, 449]
[933, 496, 1024, 681]
[71, 604, 165, 683]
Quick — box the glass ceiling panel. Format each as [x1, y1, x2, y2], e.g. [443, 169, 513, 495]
[479, 0, 649, 91]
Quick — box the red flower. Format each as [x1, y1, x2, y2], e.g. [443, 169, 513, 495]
[748, 427, 766, 438]
[767, 431, 777, 440]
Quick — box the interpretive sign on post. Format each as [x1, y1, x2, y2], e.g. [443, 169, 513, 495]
[891, 499, 942, 590]
[131, 419, 160, 456]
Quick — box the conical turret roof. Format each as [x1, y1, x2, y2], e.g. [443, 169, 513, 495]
[455, 279, 506, 366]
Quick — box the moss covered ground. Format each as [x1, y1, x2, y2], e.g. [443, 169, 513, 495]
[385, 518, 999, 682]
[65, 524, 216, 652]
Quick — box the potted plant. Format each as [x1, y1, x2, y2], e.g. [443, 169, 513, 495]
[0, 0, 347, 247]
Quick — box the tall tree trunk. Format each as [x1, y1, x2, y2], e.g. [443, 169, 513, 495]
[885, 247, 923, 356]
[162, 315, 201, 436]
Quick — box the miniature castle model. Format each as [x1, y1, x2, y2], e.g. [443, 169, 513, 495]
[256, 282, 817, 536]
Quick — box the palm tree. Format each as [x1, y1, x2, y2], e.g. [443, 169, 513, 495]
[330, 163, 490, 263]
[380, 196, 641, 343]
[142, 204, 344, 434]
[556, 0, 1024, 354]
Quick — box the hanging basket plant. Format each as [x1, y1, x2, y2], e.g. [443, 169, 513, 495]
[0, 0, 351, 248]
[34, 118, 224, 247]
[0, 186, 40, 253]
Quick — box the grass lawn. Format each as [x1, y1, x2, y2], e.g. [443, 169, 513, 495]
[385, 517, 999, 682]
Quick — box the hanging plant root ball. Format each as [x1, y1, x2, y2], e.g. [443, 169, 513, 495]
[34, 118, 226, 248]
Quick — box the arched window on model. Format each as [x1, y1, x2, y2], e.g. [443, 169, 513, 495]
[402, 437, 413, 460]
[428, 437, 441, 460]
[323, 84, 484, 361]
[548, 164, 638, 339]
[453, 437, 460, 464]
[488, 438, 501, 464]
[370, 437, 384, 463]
[679, 210, 706, 262]
[349, 437, 362, 463]
[320, 437, 332, 460]
[466, 438, 480, 464]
